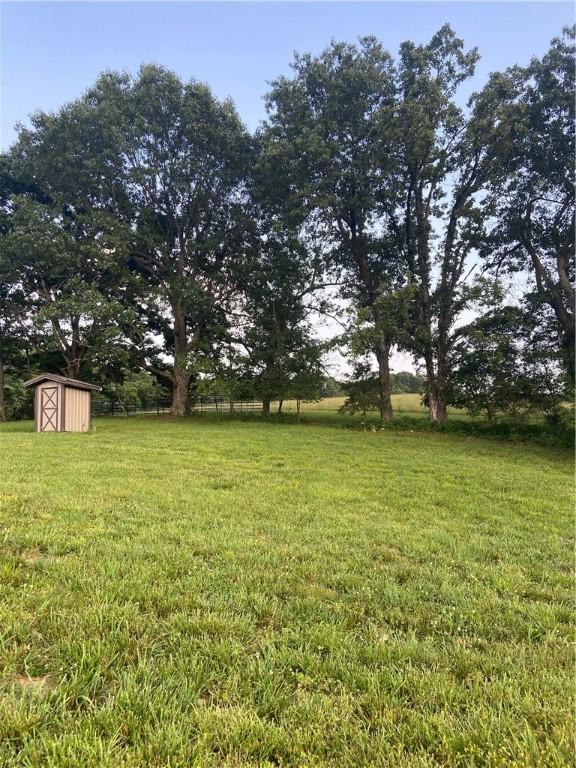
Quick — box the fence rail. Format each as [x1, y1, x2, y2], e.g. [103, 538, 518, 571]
[92, 399, 171, 417]
[92, 396, 264, 417]
[194, 397, 263, 414]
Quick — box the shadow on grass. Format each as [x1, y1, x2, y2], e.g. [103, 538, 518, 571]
[184, 407, 574, 450]
[7, 407, 572, 450]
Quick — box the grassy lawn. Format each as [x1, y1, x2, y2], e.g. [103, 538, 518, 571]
[273, 397, 571, 447]
[0, 416, 573, 767]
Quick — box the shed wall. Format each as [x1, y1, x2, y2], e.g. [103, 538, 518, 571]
[64, 387, 91, 432]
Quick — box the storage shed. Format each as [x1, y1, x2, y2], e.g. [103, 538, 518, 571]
[24, 374, 101, 433]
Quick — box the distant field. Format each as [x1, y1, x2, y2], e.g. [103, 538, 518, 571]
[277, 393, 424, 411]
[0, 417, 573, 766]
[275, 394, 466, 417]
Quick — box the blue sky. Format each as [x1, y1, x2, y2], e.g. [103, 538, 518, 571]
[1, 1, 574, 150]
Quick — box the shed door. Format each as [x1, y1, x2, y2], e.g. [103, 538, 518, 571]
[40, 386, 59, 432]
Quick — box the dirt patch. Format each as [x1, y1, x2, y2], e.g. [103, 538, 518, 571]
[19, 550, 48, 565]
[13, 674, 52, 691]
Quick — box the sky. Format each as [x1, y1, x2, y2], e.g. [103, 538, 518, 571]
[1, 1, 573, 374]
[1, 1, 573, 150]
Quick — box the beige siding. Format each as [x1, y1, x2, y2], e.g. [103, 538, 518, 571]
[64, 387, 91, 432]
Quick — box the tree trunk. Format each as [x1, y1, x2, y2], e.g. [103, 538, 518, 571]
[277, 400, 283, 414]
[171, 368, 190, 416]
[68, 320, 83, 379]
[428, 390, 448, 422]
[262, 396, 271, 417]
[410, 182, 448, 423]
[425, 351, 448, 423]
[351, 233, 394, 423]
[296, 399, 301, 423]
[171, 306, 190, 416]
[435, 341, 449, 423]
[65, 357, 81, 379]
[525, 238, 575, 386]
[561, 327, 575, 389]
[0, 353, 6, 422]
[374, 336, 393, 422]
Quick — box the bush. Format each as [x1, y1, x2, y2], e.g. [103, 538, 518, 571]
[3, 377, 32, 420]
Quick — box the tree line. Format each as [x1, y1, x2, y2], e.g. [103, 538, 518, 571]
[0, 25, 573, 422]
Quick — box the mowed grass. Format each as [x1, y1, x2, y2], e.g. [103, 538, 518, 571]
[0, 417, 573, 767]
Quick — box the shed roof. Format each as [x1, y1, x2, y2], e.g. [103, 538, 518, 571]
[24, 373, 101, 391]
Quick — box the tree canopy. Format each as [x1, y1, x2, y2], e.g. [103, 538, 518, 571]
[1, 28, 573, 424]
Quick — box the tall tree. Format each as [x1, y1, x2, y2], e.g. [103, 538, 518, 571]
[265, 38, 402, 421]
[2, 197, 133, 379]
[385, 25, 498, 422]
[478, 27, 575, 386]
[3, 88, 137, 383]
[7, 65, 251, 415]
[238, 220, 326, 417]
[109, 66, 252, 415]
[231, 131, 332, 417]
[266, 29, 502, 423]
[0, 254, 27, 421]
[0, 160, 47, 417]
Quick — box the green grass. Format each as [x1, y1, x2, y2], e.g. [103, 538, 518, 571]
[0, 416, 573, 767]
[273, 396, 573, 448]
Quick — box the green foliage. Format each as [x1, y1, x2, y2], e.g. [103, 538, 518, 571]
[354, 412, 574, 450]
[99, 372, 165, 410]
[0, 228, 33, 420]
[448, 305, 567, 419]
[112, 64, 252, 411]
[265, 38, 405, 419]
[319, 377, 343, 398]
[1, 192, 137, 380]
[544, 405, 576, 446]
[390, 371, 425, 394]
[340, 368, 426, 421]
[4, 64, 253, 414]
[196, 376, 257, 403]
[339, 363, 382, 419]
[477, 26, 575, 385]
[283, 344, 325, 414]
[237, 158, 328, 410]
[0, 28, 573, 429]
[1, 375, 31, 420]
